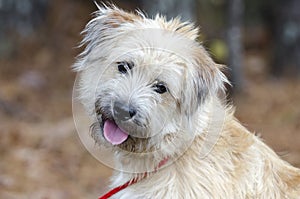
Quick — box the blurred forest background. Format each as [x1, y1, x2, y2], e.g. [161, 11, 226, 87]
[0, 0, 299, 198]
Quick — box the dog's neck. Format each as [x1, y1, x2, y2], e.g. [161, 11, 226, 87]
[99, 156, 169, 199]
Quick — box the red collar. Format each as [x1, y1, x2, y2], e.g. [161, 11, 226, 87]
[98, 157, 169, 199]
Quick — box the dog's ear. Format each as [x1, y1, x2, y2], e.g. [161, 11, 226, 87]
[181, 46, 229, 115]
[73, 5, 142, 71]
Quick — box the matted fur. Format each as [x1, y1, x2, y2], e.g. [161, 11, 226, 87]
[74, 5, 300, 199]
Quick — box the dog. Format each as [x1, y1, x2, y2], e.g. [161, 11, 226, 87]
[73, 5, 300, 199]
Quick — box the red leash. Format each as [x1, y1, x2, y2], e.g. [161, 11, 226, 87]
[98, 157, 169, 199]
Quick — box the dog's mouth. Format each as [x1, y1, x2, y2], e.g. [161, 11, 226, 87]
[98, 114, 153, 152]
[95, 104, 130, 145]
[103, 119, 129, 145]
[95, 105, 152, 151]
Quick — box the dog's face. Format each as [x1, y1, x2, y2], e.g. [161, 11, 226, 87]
[74, 7, 227, 154]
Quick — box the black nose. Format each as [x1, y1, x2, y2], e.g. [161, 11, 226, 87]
[113, 101, 136, 121]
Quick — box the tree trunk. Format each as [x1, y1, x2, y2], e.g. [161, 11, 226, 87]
[226, 0, 244, 91]
[271, 0, 300, 77]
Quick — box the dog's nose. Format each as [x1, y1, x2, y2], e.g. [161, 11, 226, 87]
[113, 101, 136, 121]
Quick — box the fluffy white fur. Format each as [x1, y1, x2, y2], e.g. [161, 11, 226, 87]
[74, 5, 300, 199]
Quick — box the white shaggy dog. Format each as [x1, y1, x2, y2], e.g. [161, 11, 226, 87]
[74, 5, 300, 199]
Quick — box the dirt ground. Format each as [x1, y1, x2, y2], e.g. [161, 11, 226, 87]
[0, 1, 299, 199]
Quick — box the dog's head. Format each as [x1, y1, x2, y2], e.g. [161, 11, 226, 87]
[74, 6, 228, 154]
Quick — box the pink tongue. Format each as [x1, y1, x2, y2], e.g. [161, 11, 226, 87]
[103, 120, 129, 145]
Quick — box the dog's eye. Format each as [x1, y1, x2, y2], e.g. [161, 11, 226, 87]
[153, 82, 167, 94]
[117, 61, 133, 74]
